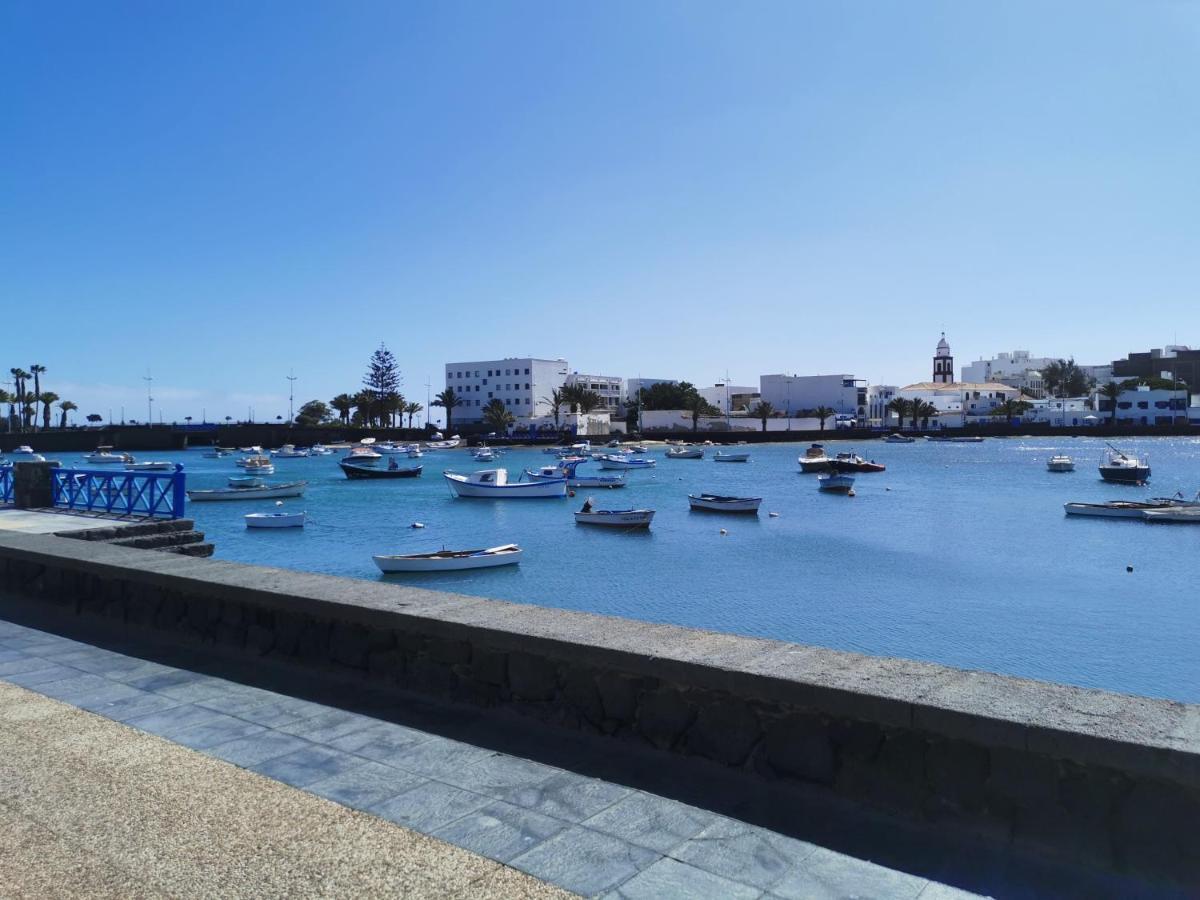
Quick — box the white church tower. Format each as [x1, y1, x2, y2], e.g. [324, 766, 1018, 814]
[933, 333, 954, 384]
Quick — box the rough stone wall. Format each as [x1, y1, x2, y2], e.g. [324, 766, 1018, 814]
[0, 537, 1196, 888]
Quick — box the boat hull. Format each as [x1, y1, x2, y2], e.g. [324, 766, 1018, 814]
[574, 510, 654, 528]
[688, 495, 761, 513]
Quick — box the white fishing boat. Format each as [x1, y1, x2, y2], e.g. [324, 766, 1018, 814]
[665, 446, 704, 459]
[883, 433, 916, 443]
[573, 505, 655, 528]
[444, 468, 566, 498]
[244, 510, 306, 528]
[124, 461, 174, 471]
[272, 444, 308, 458]
[817, 472, 855, 493]
[187, 480, 307, 501]
[84, 447, 134, 465]
[229, 475, 265, 488]
[597, 454, 656, 470]
[1099, 446, 1150, 484]
[374, 543, 522, 573]
[798, 444, 831, 472]
[1047, 455, 1076, 472]
[714, 451, 750, 463]
[688, 494, 762, 513]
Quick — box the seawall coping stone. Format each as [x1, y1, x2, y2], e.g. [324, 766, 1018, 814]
[0, 530, 1196, 789]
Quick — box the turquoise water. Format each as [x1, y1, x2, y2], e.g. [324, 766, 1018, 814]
[64, 438, 1200, 702]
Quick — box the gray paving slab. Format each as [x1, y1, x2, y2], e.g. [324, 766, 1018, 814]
[502, 771, 634, 823]
[250, 743, 370, 788]
[670, 817, 820, 892]
[511, 825, 659, 897]
[432, 800, 569, 864]
[305, 760, 427, 809]
[204, 730, 316, 768]
[370, 780, 495, 832]
[606, 856, 763, 900]
[583, 791, 716, 853]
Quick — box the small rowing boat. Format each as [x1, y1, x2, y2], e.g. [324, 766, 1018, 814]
[374, 543, 521, 573]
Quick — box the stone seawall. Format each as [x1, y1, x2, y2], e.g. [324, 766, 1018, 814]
[0, 532, 1195, 887]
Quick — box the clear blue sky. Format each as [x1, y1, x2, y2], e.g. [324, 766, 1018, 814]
[2, 1, 1198, 424]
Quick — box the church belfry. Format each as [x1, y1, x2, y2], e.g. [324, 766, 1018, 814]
[933, 333, 953, 383]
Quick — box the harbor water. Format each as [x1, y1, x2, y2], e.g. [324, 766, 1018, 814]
[67, 437, 1200, 703]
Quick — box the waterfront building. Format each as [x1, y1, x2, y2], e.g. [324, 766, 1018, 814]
[699, 384, 759, 414]
[758, 374, 866, 418]
[444, 357, 569, 423]
[565, 372, 623, 413]
[1112, 345, 1198, 388]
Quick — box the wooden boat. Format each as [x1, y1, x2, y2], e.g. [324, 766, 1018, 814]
[688, 494, 762, 513]
[340, 459, 422, 479]
[884, 433, 916, 443]
[374, 543, 521, 573]
[798, 444, 831, 472]
[229, 475, 264, 488]
[187, 481, 307, 501]
[828, 452, 885, 473]
[574, 507, 655, 528]
[597, 454, 656, 470]
[714, 451, 750, 463]
[1047, 455, 1075, 472]
[665, 446, 704, 459]
[84, 447, 133, 465]
[244, 511, 306, 528]
[444, 469, 566, 498]
[124, 461, 173, 471]
[817, 473, 855, 493]
[1099, 446, 1149, 484]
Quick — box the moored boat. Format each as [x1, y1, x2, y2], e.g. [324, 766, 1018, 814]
[187, 481, 307, 501]
[1099, 446, 1150, 484]
[374, 543, 521, 573]
[1047, 455, 1075, 472]
[817, 472, 856, 493]
[340, 459, 422, 479]
[688, 494, 762, 513]
[798, 444, 831, 472]
[713, 451, 750, 462]
[444, 468, 566, 498]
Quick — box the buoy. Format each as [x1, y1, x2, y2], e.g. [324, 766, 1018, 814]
[411, 522, 425, 529]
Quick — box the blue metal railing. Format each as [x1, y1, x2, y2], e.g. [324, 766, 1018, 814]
[51, 464, 186, 519]
[0, 465, 11, 505]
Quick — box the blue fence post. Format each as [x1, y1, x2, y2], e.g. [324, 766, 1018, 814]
[171, 463, 186, 519]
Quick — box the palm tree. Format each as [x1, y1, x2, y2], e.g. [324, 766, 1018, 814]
[433, 388, 463, 433]
[1099, 381, 1123, 426]
[38, 392, 59, 430]
[58, 400, 77, 429]
[994, 398, 1032, 426]
[886, 397, 912, 430]
[330, 393, 354, 426]
[540, 388, 566, 429]
[29, 364, 45, 431]
[404, 402, 424, 429]
[813, 406, 835, 431]
[748, 400, 775, 432]
[912, 400, 938, 429]
[482, 398, 515, 432]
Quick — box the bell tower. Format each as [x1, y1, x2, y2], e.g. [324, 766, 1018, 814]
[933, 333, 953, 383]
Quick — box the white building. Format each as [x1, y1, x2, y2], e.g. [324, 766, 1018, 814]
[565, 372, 623, 413]
[443, 357, 569, 423]
[699, 384, 759, 414]
[758, 374, 867, 418]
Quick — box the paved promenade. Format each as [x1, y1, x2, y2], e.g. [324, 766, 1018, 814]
[0, 611, 993, 898]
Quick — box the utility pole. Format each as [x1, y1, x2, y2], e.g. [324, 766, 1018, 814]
[286, 370, 297, 426]
[143, 372, 154, 426]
